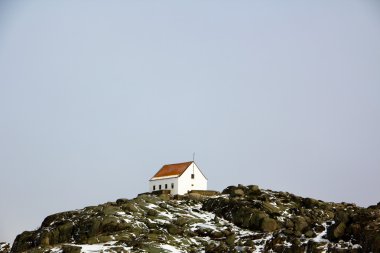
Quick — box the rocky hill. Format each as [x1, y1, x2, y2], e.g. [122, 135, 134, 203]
[3, 185, 380, 253]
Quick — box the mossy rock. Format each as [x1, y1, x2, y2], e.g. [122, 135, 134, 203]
[159, 194, 171, 201]
[86, 235, 113, 244]
[232, 188, 245, 197]
[284, 219, 294, 229]
[293, 216, 308, 233]
[330, 222, 346, 240]
[62, 244, 82, 253]
[262, 201, 280, 214]
[114, 234, 134, 244]
[174, 217, 191, 226]
[221, 186, 246, 197]
[335, 210, 350, 223]
[101, 216, 130, 233]
[137, 194, 160, 204]
[306, 240, 328, 253]
[249, 211, 268, 229]
[305, 230, 315, 238]
[226, 233, 236, 247]
[109, 246, 130, 253]
[122, 202, 139, 213]
[205, 241, 229, 253]
[116, 198, 129, 205]
[260, 217, 278, 232]
[147, 209, 158, 217]
[102, 205, 122, 215]
[303, 198, 320, 209]
[142, 243, 180, 253]
[167, 224, 182, 235]
[188, 193, 205, 201]
[210, 230, 224, 239]
[11, 231, 36, 253]
[0, 243, 10, 253]
[147, 233, 160, 242]
[58, 222, 74, 242]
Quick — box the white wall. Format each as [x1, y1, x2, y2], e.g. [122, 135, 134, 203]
[149, 177, 179, 194]
[177, 162, 207, 195]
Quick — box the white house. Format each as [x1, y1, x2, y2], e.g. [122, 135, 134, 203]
[149, 161, 207, 195]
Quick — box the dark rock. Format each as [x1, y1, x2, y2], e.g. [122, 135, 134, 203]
[0, 243, 10, 253]
[305, 230, 315, 238]
[327, 222, 346, 241]
[123, 202, 139, 213]
[294, 216, 309, 233]
[147, 209, 158, 217]
[233, 188, 245, 197]
[62, 245, 82, 253]
[188, 192, 204, 201]
[260, 217, 278, 232]
[10, 231, 35, 253]
[226, 233, 236, 247]
[167, 224, 182, 235]
[262, 201, 280, 214]
[116, 198, 129, 205]
[284, 219, 294, 229]
[303, 198, 320, 209]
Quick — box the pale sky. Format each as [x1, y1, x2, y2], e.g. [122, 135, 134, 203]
[1, 0, 380, 243]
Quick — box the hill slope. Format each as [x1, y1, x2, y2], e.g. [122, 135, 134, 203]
[4, 185, 380, 253]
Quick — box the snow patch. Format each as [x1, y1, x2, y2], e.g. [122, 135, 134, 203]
[159, 244, 183, 253]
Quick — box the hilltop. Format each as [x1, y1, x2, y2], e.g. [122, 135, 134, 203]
[2, 185, 380, 253]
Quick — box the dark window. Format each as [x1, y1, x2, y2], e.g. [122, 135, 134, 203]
[153, 185, 156, 191]
[191, 174, 194, 179]
[171, 183, 174, 189]
[165, 184, 168, 189]
[159, 185, 161, 190]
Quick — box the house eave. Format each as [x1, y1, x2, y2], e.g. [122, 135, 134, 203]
[149, 175, 179, 181]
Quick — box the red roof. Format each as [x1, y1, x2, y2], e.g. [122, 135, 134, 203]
[151, 161, 193, 179]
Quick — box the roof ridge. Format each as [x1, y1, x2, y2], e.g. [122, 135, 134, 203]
[162, 161, 193, 166]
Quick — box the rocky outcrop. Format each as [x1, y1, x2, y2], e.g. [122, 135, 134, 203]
[0, 243, 10, 253]
[9, 185, 380, 253]
[327, 203, 380, 252]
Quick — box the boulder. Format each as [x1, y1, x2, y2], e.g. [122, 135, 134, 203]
[0, 243, 10, 253]
[226, 233, 236, 247]
[62, 245, 82, 253]
[327, 222, 346, 240]
[167, 224, 182, 235]
[147, 209, 158, 217]
[335, 210, 350, 224]
[284, 219, 294, 229]
[121, 202, 139, 212]
[101, 216, 129, 233]
[232, 188, 245, 197]
[262, 201, 280, 214]
[260, 217, 278, 232]
[222, 186, 246, 197]
[116, 198, 129, 205]
[158, 194, 171, 201]
[303, 198, 320, 209]
[305, 230, 315, 238]
[174, 217, 190, 226]
[293, 216, 308, 233]
[188, 193, 204, 201]
[10, 231, 35, 253]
